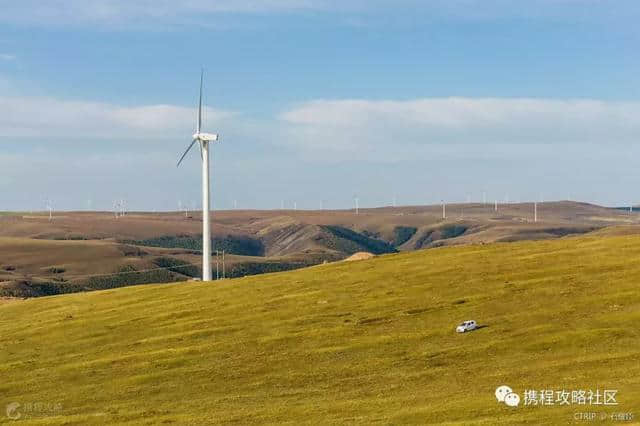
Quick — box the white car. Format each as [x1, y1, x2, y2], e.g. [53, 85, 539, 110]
[456, 320, 477, 333]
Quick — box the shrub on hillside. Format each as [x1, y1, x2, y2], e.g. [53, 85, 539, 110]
[122, 234, 265, 256]
[393, 226, 417, 246]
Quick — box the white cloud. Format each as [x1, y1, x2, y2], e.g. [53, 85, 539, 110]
[279, 97, 640, 159]
[0, 0, 323, 27]
[2, 0, 630, 28]
[0, 96, 235, 139]
[4, 94, 639, 158]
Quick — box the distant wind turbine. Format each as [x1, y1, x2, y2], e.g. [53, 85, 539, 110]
[176, 69, 221, 282]
[46, 198, 53, 221]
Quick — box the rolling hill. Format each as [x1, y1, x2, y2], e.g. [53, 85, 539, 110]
[2, 201, 640, 297]
[0, 233, 638, 424]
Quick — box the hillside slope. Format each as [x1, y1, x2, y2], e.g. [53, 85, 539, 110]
[3, 202, 640, 297]
[1, 234, 639, 424]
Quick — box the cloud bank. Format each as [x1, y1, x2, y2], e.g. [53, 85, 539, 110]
[0, 96, 235, 139]
[280, 98, 640, 159]
[3, 94, 640, 209]
[3, 94, 640, 154]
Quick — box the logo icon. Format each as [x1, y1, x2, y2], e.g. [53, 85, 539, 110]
[6, 402, 21, 420]
[496, 385, 520, 408]
[504, 392, 520, 407]
[495, 385, 513, 402]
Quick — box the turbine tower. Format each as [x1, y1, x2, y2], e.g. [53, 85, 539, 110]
[45, 198, 53, 221]
[177, 69, 220, 282]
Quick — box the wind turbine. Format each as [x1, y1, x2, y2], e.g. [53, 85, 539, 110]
[179, 200, 188, 217]
[45, 198, 53, 221]
[176, 69, 220, 282]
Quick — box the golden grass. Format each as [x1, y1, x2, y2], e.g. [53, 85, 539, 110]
[0, 234, 639, 424]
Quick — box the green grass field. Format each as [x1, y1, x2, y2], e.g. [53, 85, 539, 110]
[1, 233, 639, 424]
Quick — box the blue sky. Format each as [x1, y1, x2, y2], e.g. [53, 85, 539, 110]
[1, 0, 640, 211]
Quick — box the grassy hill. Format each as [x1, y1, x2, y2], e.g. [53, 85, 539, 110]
[0, 234, 639, 424]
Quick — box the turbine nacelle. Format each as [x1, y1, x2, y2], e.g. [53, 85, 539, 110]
[193, 133, 220, 142]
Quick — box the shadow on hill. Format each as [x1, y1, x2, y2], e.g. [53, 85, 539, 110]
[393, 226, 418, 246]
[121, 234, 265, 256]
[320, 226, 398, 255]
[414, 224, 469, 249]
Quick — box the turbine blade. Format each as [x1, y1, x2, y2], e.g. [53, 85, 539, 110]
[177, 138, 198, 167]
[199, 140, 203, 160]
[198, 69, 203, 133]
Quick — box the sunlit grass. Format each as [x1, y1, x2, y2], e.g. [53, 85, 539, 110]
[0, 234, 639, 424]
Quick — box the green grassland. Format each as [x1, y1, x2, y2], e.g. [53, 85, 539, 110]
[1, 234, 639, 424]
